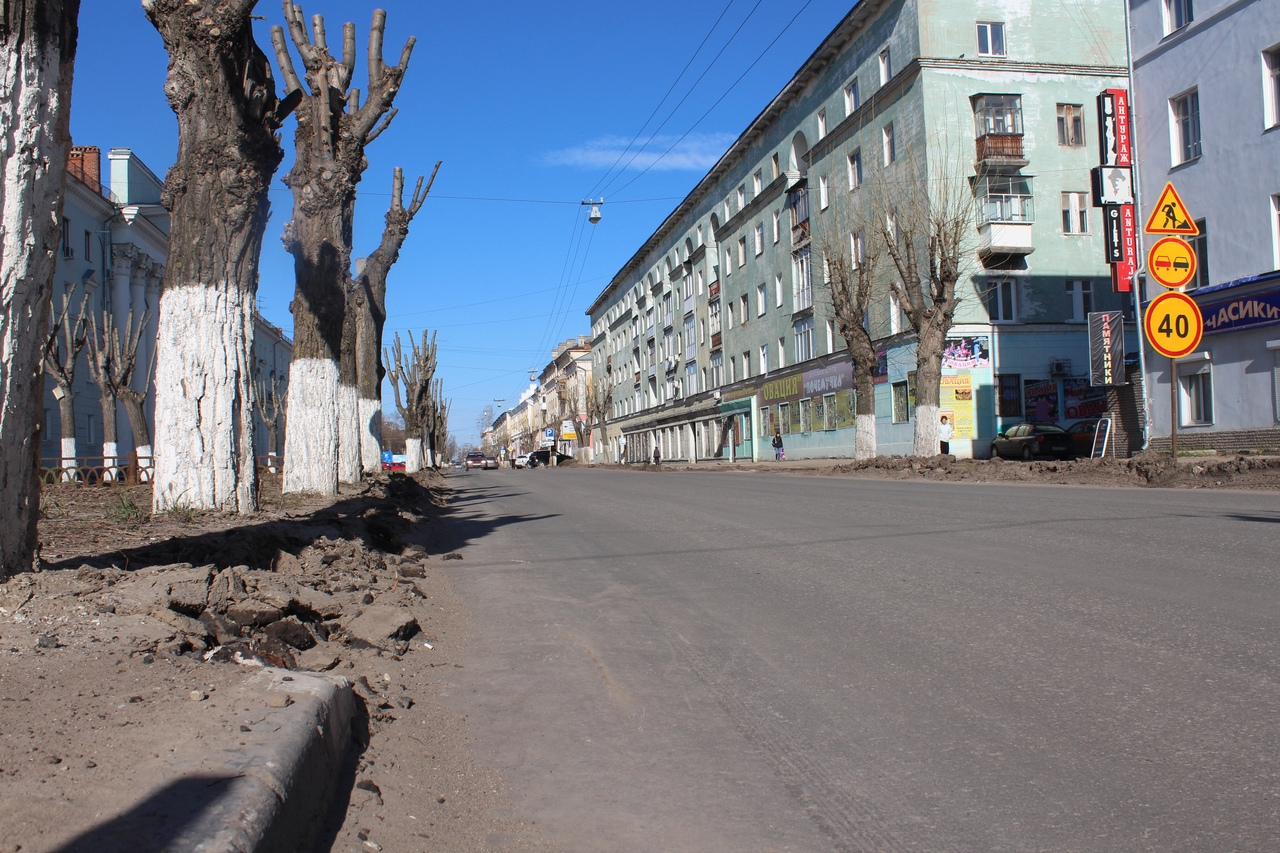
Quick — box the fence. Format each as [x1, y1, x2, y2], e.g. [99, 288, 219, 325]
[40, 453, 286, 486]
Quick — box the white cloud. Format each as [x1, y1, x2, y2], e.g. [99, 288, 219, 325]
[545, 132, 738, 172]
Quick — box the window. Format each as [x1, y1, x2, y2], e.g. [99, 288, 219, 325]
[986, 278, 1019, 322]
[892, 381, 910, 422]
[1179, 363, 1212, 425]
[817, 109, 828, 139]
[823, 393, 838, 429]
[819, 175, 829, 210]
[778, 336, 787, 369]
[844, 78, 860, 115]
[978, 175, 1034, 223]
[778, 402, 790, 435]
[1188, 219, 1209, 289]
[1266, 47, 1280, 129]
[83, 230, 92, 262]
[1163, 0, 1194, 35]
[754, 223, 764, 255]
[757, 283, 767, 316]
[851, 230, 866, 268]
[709, 299, 721, 335]
[772, 210, 781, 243]
[759, 344, 769, 375]
[60, 218, 72, 258]
[771, 152, 780, 179]
[753, 169, 763, 195]
[741, 351, 751, 379]
[710, 351, 723, 387]
[1062, 191, 1089, 234]
[795, 317, 815, 361]
[1171, 88, 1201, 163]
[724, 200, 731, 221]
[997, 374, 1022, 417]
[879, 48, 892, 85]
[973, 93, 1023, 136]
[729, 356, 737, 384]
[737, 184, 746, 210]
[882, 122, 896, 165]
[799, 398, 813, 433]
[775, 273, 784, 308]
[793, 247, 813, 310]
[739, 295, 749, 325]
[977, 22, 1006, 56]
[848, 149, 863, 190]
[1057, 103, 1085, 146]
[1066, 280, 1093, 322]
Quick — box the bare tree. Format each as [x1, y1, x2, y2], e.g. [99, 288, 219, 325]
[43, 294, 89, 479]
[422, 378, 448, 468]
[565, 376, 611, 463]
[0, 0, 79, 576]
[874, 150, 976, 456]
[817, 220, 881, 460]
[385, 330, 436, 473]
[354, 162, 438, 474]
[144, 0, 292, 512]
[272, 4, 415, 494]
[254, 374, 286, 473]
[86, 308, 149, 481]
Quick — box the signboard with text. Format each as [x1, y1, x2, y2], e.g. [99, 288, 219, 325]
[1088, 311, 1125, 386]
[1144, 291, 1204, 358]
[1098, 88, 1132, 168]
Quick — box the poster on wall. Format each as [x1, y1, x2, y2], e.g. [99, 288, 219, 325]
[835, 390, 857, 428]
[871, 350, 889, 385]
[1063, 379, 1109, 420]
[940, 374, 975, 438]
[1024, 380, 1059, 422]
[943, 336, 991, 369]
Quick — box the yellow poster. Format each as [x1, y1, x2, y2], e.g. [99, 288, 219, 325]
[940, 374, 975, 439]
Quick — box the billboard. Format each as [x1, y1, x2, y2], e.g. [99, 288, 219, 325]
[1088, 310, 1125, 386]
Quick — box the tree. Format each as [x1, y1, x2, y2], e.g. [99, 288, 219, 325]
[874, 150, 975, 456]
[565, 376, 611, 463]
[385, 330, 436, 473]
[0, 0, 80, 577]
[817, 220, 881, 460]
[86, 308, 150, 481]
[254, 374, 286, 473]
[272, 4, 415, 494]
[422, 380, 448, 468]
[354, 163, 438, 474]
[144, 0, 292, 512]
[43, 294, 89, 480]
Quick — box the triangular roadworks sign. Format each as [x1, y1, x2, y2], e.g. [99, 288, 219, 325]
[1144, 182, 1199, 235]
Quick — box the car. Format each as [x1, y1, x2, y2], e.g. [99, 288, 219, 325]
[990, 422, 1072, 460]
[513, 453, 530, 469]
[1065, 420, 1101, 458]
[463, 451, 488, 470]
[484, 456, 499, 469]
[525, 449, 572, 468]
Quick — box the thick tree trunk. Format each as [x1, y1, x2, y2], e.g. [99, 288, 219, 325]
[145, 0, 285, 512]
[0, 0, 79, 576]
[121, 391, 151, 480]
[56, 387, 76, 478]
[359, 396, 382, 474]
[913, 321, 946, 457]
[404, 437, 423, 473]
[854, 371, 877, 460]
[95, 382, 119, 479]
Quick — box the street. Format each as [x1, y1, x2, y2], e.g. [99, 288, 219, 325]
[435, 468, 1280, 852]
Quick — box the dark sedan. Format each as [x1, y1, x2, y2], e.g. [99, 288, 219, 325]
[990, 422, 1072, 460]
[525, 449, 573, 468]
[1066, 420, 1101, 458]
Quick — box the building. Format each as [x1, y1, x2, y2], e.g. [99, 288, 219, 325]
[1130, 0, 1280, 450]
[44, 146, 291, 476]
[587, 0, 1136, 462]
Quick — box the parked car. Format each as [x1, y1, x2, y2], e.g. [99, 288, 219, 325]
[1065, 420, 1101, 458]
[513, 453, 530, 469]
[990, 422, 1072, 460]
[525, 449, 572, 468]
[484, 456, 499, 469]
[464, 451, 488, 470]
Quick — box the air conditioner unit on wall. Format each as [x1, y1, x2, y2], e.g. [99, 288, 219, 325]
[1049, 358, 1071, 376]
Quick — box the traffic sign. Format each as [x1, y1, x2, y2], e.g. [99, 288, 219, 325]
[1144, 291, 1204, 358]
[1144, 182, 1199, 235]
[1146, 236, 1197, 289]
[544, 427, 555, 439]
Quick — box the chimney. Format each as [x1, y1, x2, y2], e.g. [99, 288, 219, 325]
[67, 145, 102, 194]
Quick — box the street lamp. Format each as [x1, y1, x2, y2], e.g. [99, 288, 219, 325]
[582, 198, 604, 224]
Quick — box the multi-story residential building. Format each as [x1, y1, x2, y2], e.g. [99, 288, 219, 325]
[1130, 0, 1280, 450]
[588, 0, 1135, 462]
[44, 145, 291, 476]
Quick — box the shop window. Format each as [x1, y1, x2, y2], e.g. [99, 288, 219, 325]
[1179, 362, 1213, 425]
[892, 381, 910, 422]
[997, 373, 1023, 417]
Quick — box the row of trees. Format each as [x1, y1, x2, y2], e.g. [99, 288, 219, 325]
[0, 0, 445, 577]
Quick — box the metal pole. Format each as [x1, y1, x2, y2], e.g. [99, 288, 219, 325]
[1123, 0, 1152, 451]
[1169, 355, 1177, 459]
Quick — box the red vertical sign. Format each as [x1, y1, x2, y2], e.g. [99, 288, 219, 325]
[1111, 203, 1136, 292]
[1107, 88, 1132, 168]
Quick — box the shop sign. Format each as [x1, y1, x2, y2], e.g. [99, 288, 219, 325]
[759, 373, 803, 405]
[1098, 89, 1132, 168]
[1200, 289, 1280, 335]
[1088, 310, 1125, 386]
[802, 362, 853, 396]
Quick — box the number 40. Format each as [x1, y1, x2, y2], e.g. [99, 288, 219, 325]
[1158, 312, 1190, 338]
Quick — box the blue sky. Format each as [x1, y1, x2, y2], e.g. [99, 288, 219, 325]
[71, 0, 856, 444]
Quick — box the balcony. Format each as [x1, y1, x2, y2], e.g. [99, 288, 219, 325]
[975, 133, 1027, 167]
[708, 280, 720, 299]
[711, 331, 722, 350]
[977, 220, 1034, 256]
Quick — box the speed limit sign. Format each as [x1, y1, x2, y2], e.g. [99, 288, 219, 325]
[1144, 291, 1203, 358]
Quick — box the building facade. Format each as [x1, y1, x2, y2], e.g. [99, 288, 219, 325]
[588, 0, 1135, 463]
[1131, 0, 1280, 450]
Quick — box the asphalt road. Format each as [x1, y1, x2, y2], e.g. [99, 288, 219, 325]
[436, 467, 1280, 852]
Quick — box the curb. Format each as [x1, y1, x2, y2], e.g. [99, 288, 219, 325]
[175, 668, 355, 852]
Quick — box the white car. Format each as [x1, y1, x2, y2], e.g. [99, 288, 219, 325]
[513, 453, 530, 469]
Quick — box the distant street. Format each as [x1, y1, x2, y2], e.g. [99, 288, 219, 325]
[436, 468, 1280, 852]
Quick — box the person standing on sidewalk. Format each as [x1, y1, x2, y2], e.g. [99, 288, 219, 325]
[772, 430, 784, 461]
[653, 445, 661, 466]
[939, 415, 954, 455]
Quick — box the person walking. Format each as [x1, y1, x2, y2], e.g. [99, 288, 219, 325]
[652, 445, 661, 466]
[939, 414, 954, 455]
[771, 429, 784, 461]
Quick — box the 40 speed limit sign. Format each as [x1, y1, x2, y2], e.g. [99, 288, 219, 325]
[1144, 291, 1204, 358]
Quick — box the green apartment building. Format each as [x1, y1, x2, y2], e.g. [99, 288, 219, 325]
[587, 0, 1135, 462]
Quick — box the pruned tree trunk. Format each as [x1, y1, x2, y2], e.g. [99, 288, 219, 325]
[254, 375, 283, 473]
[44, 294, 88, 481]
[404, 437, 423, 472]
[87, 309, 147, 481]
[122, 391, 152, 480]
[144, 0, 289, 512]
[273, 5, 415, 494]
[354, 163, 438, 474]
[821, 228, 881, 460]
[385, 330, 435, 474]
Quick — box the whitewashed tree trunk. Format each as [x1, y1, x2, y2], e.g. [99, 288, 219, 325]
[283, 359, 341, 494]
[915, 403, 941, 457]
[404, 437, 423, 474]
[360, 398, 383, 474]
[60, 436, 77, 483]
[151, 286, 258, 510]
[102, 440, 119, 482]
[854, 412, 877, 460]
[135, 442, 153, 481]
[337, 381, 361, 484]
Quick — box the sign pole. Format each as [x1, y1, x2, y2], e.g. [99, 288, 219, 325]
[1169, 356, 1177, 459]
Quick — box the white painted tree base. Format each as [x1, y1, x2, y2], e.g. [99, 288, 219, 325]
[151, 285, 257, 512]
[61, 437, 77, 483]
[103, 441, 119, 481]
[337, 383, 361, 484]
[135, 444, 153, 482]
[359, 398, 382, 474]
[854, 413, 877, 460]
[914, 403, 941, 457]
[283, 358, 340, 495]
[405, 438, 423, 474]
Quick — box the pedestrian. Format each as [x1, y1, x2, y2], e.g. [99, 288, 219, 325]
[772, 429, 784, 461]
[939, 414, 954, 455]
[653, 446, 661, 466]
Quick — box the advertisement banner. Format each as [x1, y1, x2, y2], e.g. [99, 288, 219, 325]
[1098, 88, 1132, 168]
[940, 374, 975, 439]
[942, 336, 990, 369]
[1088, 310, 1125, 386]
[803, 361, 853, 397]
[1201, 288, 1280, 335]
[1064, 379, 1109, 420]
[1024, 379, 1059, 422]
[872, 350, 889, 385]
